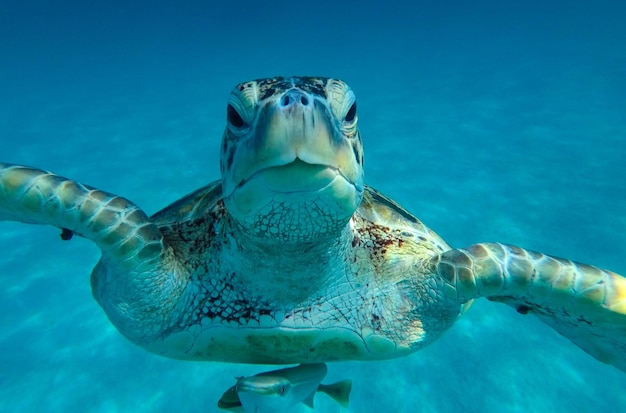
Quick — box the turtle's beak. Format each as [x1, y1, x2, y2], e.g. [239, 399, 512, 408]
[249, 159, 343, 193]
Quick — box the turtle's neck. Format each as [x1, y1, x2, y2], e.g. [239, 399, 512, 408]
[221, 219, 354, 306]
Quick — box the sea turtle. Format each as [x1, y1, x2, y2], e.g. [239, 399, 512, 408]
[1, 76, 625, 374]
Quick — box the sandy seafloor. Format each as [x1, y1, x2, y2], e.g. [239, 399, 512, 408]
[1, 1, 626, 412]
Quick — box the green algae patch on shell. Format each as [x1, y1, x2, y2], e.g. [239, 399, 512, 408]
[142, 327, 378, 364]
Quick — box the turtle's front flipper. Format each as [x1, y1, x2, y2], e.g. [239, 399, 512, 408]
[432, 243, 626, 371]
[0, 163, 163, 268]
[0, 163, 185, 344]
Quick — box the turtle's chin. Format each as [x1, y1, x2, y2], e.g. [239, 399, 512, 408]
[224, 160, 363, 244]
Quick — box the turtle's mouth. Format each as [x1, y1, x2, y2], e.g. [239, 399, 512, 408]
[234, 159, 358, 194]
[224, 157, 363, 243]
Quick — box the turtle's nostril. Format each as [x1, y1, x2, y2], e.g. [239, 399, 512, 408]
[280, 90, 310, 108]
[281, 95, 292, 107]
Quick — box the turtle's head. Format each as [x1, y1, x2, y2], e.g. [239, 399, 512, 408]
[220, 77, 364, 243]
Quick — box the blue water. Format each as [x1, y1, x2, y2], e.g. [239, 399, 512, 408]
[1, 1, 625, 412]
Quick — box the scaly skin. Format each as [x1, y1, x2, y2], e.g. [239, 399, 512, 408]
[0, 164, 163, 262]
[432, 243, 626, 370]
[0, 163, 187, 344]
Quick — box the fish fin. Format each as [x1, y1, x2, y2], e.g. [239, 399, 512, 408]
[303, 391, 316, 409]
[317, 380, 352, 408]
[217, 384, 242, 410]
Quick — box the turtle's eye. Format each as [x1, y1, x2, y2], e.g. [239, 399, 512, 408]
[280, 385, 286, 395]
[345, 101, 357, 123]
[227, 104, 245, 128]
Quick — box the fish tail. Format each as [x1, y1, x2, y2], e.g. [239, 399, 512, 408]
[317, 380, 352, 408]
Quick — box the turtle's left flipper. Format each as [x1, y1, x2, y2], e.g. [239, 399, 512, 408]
[0, 163, 164, 268]
[0, 163, 187, 343]
[433, 242, 626, 371]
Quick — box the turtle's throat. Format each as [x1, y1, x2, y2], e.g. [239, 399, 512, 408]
[226, 220, 354, 305]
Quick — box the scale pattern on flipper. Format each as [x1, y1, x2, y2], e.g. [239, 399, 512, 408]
[0, 163, 164, 265]
[433, 242, 626, 370]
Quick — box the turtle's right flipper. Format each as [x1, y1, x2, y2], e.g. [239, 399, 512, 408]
[0, 163, 164, 268]
[432, 242, 626, 372]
